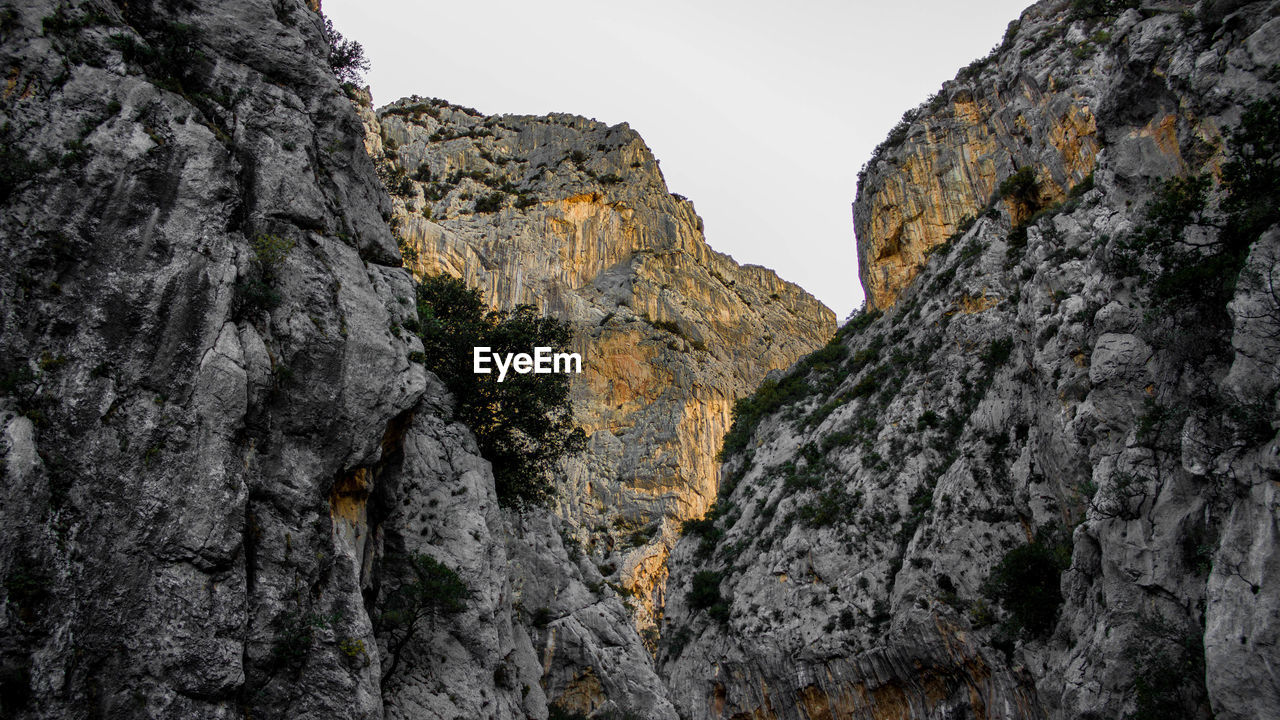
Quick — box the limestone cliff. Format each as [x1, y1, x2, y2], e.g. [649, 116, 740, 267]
[359, 95, 836, 644]
[0, 1, 679, 718]
[853, 0, 1233, 309]
[663, 2, 1280, 719]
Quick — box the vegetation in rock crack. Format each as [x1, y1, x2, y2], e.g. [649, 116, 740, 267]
[376, 553, 468, 686]
[1122, 614, 1213, 720]
[717, 309, 877, 460]
[1109, 93, 1280, 323]
[996, 165, 1039, 205]
[982, 534, 1070, 642]
[415, 273, 585, 507]
[686, 570, 730, 623]
[322, 15, 369, 86]
[235, 233, 294, 317]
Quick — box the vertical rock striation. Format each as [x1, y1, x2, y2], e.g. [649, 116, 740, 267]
[664, 2, 1280, 719]
[360, 95, 836, 645]
[853, 0, 1241, 310]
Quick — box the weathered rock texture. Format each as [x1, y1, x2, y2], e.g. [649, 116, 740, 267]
[359, 95, 836, 640]
[852, 0, 1243, 309]
[0, 1, 681, 718]
[664, 2, 1280, 719]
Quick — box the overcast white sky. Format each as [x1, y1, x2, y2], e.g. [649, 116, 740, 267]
[323, 0, 1031, 318]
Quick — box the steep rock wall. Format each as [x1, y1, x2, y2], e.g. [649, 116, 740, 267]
[664, 2, 1280, 719]
[360, 96, 836, 639]
[852, 0, 1242, 309]
[0, 2, 678, 718]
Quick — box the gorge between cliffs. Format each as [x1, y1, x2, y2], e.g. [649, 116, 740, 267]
[2, 1, 1279, 719]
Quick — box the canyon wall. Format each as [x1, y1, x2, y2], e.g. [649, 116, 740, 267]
[360, 95, 835, 639]
[663, 2, 1280, 719]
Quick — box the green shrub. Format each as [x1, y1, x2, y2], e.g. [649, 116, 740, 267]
[234, 234, 294, 317]
[719, 313, 878, 460]
[3, 560, 50, 624]
[1109, 95, 1279, 319]
[415, 274, 585, 507]
[982, 337, 1013, 368]
[474, 192, 505, 213]
[1069, 0, 1139, 19]
[687, 570, 730, 622]
[378, 553, 468, 684]
[322, 16, 369, 84]
[997, 166, 1038, 204]
[1123, 615, 1211, 720]
[982, 538, 1069, 639]
[681, 505, 724, 559]
[0, 142, 41, 202]
[530, 607, 553, 627]
[795, 486, 857, 527]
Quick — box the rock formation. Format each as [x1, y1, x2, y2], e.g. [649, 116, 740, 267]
[0, 1, 832, 718]
[358, 94, 835, 640]
[662, 1, 1280, 718]
[6, 0, 1279, 718]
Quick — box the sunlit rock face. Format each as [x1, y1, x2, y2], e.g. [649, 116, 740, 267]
[853, 0, 1235, 310]
[359, 94, 834, 641]
[663, 1, 1280, 719]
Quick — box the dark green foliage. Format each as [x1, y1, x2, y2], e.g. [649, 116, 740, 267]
[322, 16, 368, 84]
[1220, 94, 1280, 246]
[530, 607, 553, 627]
[1123, 616, 1211, 720]
[270, 609, 338, 670]
[982, 337, 1013, 369]
[983, 538, 1069, 639]
[378, 553, 468, 684]
[997, 166, 1038, 204]
[105, 21, 203, 93]
[474, 192, 505, 213]
[719, 312, 878, 460]
[1069, 0, 1139, 19]
[1069, 172, 1095, 199]
[378, 162, 413, 196]
[681, 504, 725, 559]
[3, 560, 49, 624]
[415, 274, 585, 507]
[1110, 95, 1280, 318]
[687, 570, 730, 622]
[235, 234, 294, 317]
[0, 141, 41, 202]
[0, 363, 43, 423]
[795, 485, 858, 527]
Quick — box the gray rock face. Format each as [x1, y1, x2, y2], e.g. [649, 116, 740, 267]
[0, 0, 417, 716]
[0, 1, 677, 718]
[0, 1, 801, 717]
[358, 94, 835, 654]
[662, 2, 1280, 719]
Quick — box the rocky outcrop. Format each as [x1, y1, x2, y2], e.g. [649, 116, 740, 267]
[359, 95, 836, 643]
[852, 0, 1250, 309]
[664, 2, 1280, 719]
[0, 1, 684, 718]
[0, 0, 417, 716]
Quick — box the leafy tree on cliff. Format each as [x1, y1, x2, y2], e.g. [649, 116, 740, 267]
[415, 273, 585, 507]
